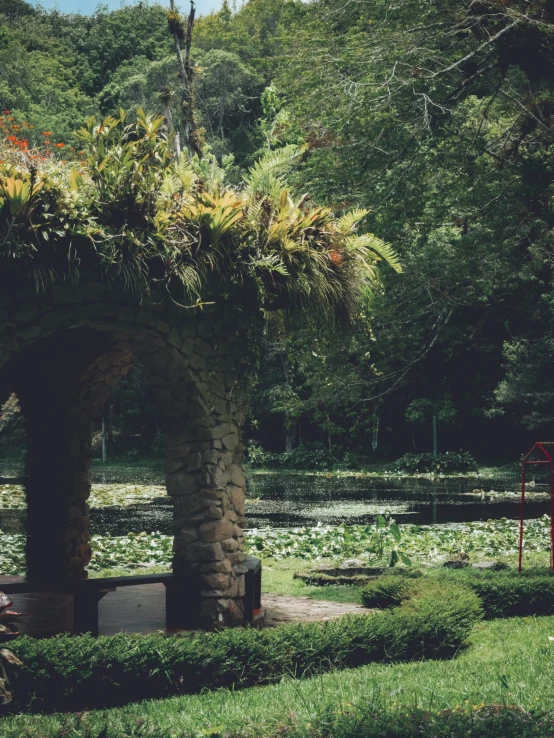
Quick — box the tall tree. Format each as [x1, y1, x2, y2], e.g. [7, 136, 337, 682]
[167, 0, 201, 156]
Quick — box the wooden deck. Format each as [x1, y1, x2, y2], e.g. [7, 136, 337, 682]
[1, 575, 370, 637]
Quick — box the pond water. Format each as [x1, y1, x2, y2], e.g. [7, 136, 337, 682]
[245, 471, 549, 528]
[0, 464, 550, 536]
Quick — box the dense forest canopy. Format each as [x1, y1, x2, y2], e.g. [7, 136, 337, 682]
[1, 0, 554, 463]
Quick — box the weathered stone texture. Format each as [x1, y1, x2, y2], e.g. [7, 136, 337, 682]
[0, 274, 252, 628]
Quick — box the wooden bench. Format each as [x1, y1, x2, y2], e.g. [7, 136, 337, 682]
[0, 556, 262, 635]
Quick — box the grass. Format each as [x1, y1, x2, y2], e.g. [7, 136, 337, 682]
[1, 614, 554, 737]
[261, 558, 364, 604]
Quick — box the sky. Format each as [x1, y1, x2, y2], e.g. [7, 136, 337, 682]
[28, 0, 223, 15]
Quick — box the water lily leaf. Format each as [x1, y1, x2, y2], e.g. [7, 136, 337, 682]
[390, 523, 401, 542]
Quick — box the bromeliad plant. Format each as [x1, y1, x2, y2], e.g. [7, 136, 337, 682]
[0, 109, 401, 313]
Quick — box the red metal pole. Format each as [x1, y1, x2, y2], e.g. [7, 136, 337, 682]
[519, 462, 526, 573]
[550, 460, 554, 570]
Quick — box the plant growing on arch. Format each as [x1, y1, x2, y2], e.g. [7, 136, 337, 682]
[0, 110, 401, 319]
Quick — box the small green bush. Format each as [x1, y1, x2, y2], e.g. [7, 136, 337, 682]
[360, 576, 411, 609]
[393, 451, 478, 474]
[7, 584, 481, 714]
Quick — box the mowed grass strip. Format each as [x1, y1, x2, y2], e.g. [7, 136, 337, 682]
[2, 615, 554, 738]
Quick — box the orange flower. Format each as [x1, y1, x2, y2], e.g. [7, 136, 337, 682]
[54, 142, 65, 148]
[329, 249, 344, 265]
[43, 140, 51, 145]
[42, 131, 51, 136]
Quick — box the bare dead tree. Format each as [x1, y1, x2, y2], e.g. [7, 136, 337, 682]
[167, 0, 202, 157]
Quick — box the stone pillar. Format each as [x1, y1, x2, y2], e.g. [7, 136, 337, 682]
[166, 417, 248, 628]
[23, 409, 93, 580]
[12, 330, 131, 582]
[148, 314, 250, 629]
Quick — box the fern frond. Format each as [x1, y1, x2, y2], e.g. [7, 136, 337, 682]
[345, 234, 403, 273]
[336, 208, 370, 235]
[244, 145, 302, 203]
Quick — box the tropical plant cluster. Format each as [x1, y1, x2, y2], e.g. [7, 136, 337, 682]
[5, 583, 480, 714]
[0, 109, 399, 316]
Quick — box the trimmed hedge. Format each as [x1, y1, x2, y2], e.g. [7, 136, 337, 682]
[362, 568, 554, 619]
[6, 583, 481, 714]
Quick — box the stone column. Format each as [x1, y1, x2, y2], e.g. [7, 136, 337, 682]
[148, 315, 249, 629]
[23, 409, 93, 580]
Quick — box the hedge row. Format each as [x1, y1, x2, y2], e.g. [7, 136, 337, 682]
[6, 582, 481, 714]
[362, 568, 554, 619]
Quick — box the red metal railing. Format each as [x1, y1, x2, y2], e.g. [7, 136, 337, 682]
[519, 442, 554, 572]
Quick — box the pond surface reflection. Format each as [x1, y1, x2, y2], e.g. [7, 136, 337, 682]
[0, 464, 550, 536]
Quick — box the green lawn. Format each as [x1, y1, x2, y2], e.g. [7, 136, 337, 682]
[2, 613, 554, 737]
[2, 560, 554, 738]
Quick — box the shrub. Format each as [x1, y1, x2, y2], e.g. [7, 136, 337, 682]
[393, 451, 478, 474]
[361, 575, 412, 609]
[7, 585, 481, 714]
[247, 442, 362, 471]
[430, 568, 554, 619]
[363, 568, 554, 620]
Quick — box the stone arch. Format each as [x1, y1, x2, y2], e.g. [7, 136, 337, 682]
[0, 276, 251, 628]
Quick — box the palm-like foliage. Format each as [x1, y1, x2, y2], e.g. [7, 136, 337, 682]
[0, 110, 401, 316]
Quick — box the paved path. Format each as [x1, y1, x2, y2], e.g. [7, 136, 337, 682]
[0, 578, 370, 636]
[262, 593, 370, 626]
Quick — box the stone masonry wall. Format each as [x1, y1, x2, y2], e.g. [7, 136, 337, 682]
[0, 275, 254, 628]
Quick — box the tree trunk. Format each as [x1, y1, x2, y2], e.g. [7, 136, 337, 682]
[168, 0, 201, 156]
[101, 406, 107, 463]
[372, 414, 380, 452]
[285, 424, 296, 454]
[432, 414, 438, 457]
[163, 99, 181, 159]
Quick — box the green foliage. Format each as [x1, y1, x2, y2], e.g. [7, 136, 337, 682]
[393, 451, 478, 475]
[3, 513, 554, 576]
[247, 515, 554, 562]
[364, 568, 554, 620]
[6, 586, 481, 714]
[430, 569, 554, 620]
[0, 111, 398, 318]
[361, 576, 412, 610]
[247, 442, 341, 470]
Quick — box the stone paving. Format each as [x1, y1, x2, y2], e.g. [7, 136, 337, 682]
[2, 583, 371, 637]
[262, 593, 371, 626]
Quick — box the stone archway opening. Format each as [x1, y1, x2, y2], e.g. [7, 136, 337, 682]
[1, 320, 248, 629]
